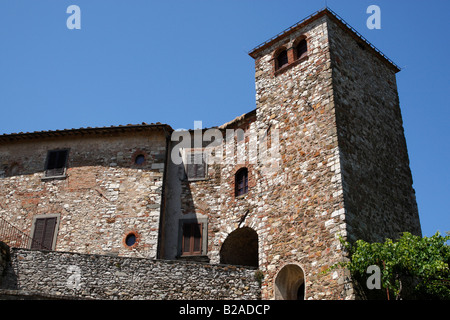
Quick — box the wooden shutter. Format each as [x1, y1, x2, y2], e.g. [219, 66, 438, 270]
[30, 219, 46, 249]
[45, 150, 68, 177]
[192, 224, 202, 253]
[182, 223, 192, 254]
[181, 223, 202, 256]
[31, 217, 57, 250]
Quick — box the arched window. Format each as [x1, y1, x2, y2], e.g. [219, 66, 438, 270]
[276, 49, 289, 70]
[235, 167, 248, 197]
[295, 38, 308, 60]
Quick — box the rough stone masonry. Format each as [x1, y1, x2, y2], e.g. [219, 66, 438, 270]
[0, 8, 421, 300]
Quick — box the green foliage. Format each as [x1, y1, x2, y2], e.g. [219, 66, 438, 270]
[254, 270, 264, 285]
[329, 232, 450, 299]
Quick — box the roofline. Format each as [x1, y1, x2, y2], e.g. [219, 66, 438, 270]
[0, 123, 173, 143]
[218, 109, 257, 130]
[248, 7, 401, 73]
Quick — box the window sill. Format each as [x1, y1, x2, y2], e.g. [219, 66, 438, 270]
[187, 177, 208, 182]
[235, 193, 248, 200]
[41, 174, 68, 181]
[177, 255, 210, 263]
[274, 55, 309, 76]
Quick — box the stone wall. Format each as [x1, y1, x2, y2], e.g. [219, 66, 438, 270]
[251, 15, 351, 300]
[162, 111, 265, 266]
[0, 127, 169, 258]
[1, 245, 260, 300]
[327, 15, 422, 242]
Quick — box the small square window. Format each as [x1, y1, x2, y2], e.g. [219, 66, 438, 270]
[184, 151, 207, 181]
[44, 149, 69, 178]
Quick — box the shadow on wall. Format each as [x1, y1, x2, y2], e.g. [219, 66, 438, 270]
[0, 242, 18, 291]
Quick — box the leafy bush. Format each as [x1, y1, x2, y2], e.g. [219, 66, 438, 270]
[328, 232, 450, 300]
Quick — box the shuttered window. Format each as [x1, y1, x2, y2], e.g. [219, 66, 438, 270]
[186, 152, 207, 180]
[31, 217, 57, 250]
[181, 223, 202, 256]
[45, 150, 69, 177]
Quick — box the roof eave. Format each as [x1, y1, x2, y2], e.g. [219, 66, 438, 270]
[248, 8, 401, 73]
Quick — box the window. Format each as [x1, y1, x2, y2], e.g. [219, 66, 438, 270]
[178, 219, 208, 258]
[30, 216, 58, 250]
[181, 223, 203, 256]
[235, 167, 249, 197]
[295, 39, 308, 60]
[134, 154, 145, 165]
[276, 49, 289, 70]
[185, 151, 207, 181]
[44, 149, 69, 178]
[125, 233, 137, 247]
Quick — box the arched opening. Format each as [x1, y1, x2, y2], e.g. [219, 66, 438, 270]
[274, 264, 305, 300]
[295, 38, 308, 60]
[219, 227, 258, 267]
[275, 49, 289, 70]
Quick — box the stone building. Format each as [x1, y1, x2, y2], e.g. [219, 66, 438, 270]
[0, 8, 421, 300]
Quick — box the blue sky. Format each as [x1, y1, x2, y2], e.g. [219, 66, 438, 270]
[0, 0, 448, 238]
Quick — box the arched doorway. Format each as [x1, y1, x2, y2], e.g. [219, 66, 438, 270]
[274, 264, 305, 300]
[219, 227, 258, 267]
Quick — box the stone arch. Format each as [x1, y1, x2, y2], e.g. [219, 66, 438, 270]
[274, 264, 306, 300]
[219, 227, 258, 267]
[292, 35, 308, 60]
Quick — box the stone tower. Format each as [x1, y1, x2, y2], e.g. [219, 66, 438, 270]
[247, 8, 421, 299]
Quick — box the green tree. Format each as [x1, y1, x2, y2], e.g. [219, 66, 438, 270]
[328, 232, 450, 300]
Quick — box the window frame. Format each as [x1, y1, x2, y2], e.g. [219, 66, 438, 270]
[183, 149, 208, 181]
[43, 149, 70, 179]
[275, 49, 289, 71]
[235, 167, 249, 197]
[295, 38, 308, 61]
[273, 36, 308, 75]
[29, 214, 60, 251]
[178, 218, 208, 257]
[181, 222, 203, 256]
